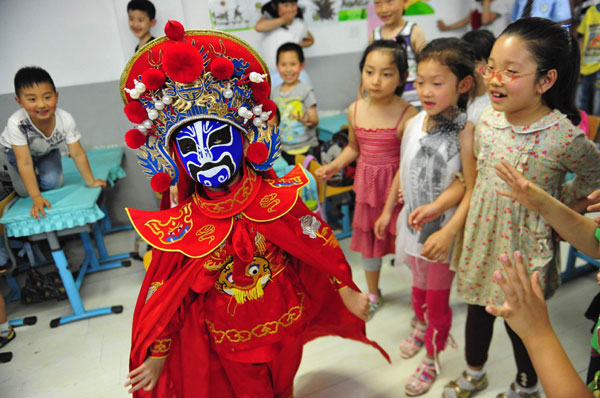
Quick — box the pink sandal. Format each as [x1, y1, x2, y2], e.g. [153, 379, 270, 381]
[399, 323, 426, 359]
[405, 358, 437, 396]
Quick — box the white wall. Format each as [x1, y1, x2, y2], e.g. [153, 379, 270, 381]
[0, 0, 470, 95]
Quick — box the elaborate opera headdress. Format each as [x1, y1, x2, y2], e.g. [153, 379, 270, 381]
[120, 21, 280, 192]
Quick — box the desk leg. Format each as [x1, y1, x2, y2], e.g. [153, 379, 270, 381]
[561, 246, 598, 282]
[46, 234, 123, 328]
[80, 231, 129, 273]
[100, 203, 133, 234]
[92, 224, 131, 265]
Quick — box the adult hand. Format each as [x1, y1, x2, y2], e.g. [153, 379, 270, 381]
[124, 356, 167, 394]
[485, 251, 551, 343]
[31, 195, 50, 219]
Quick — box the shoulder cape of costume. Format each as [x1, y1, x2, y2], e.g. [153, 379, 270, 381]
[127, 165, 390, 398]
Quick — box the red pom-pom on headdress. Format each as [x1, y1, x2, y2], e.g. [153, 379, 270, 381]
[259, 99, 277, 121]
[251, 81, 270, 101]
[141, 69, 166, 90]
[163, 42, 204, 84]
[124, 129, 147, 149]
[151, 172, 172, 193]
[165, 20, 185, 41]
[124, 101, 147, 124]
[246, 142, 269, 164]
[210, 57, 235, 80]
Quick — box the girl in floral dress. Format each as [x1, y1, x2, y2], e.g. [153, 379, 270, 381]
[443, 17, 600, 398]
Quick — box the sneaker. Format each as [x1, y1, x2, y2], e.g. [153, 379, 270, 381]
[496, 382, 540, 398]
[0, 327, 15, 349]
[405, 358, 437, 396]
[399, 323, 426, 359]
[443, 371, 489, 398]
[367, 292, 383, 320]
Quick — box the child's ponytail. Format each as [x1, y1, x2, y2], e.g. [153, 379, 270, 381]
[501, 17, 580, 125]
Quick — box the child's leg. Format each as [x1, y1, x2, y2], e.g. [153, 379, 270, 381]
[504, 321, 538, 390]
[270, 339, 303, 398]
[219, 358, 274, 398]
[4, 149, 28, 197]
[36, 149, 63, 191]
[593, 70, 600, 117]
[423, 261, 455, 359]
[577, 73, 594, 114]
[409, 256, 427, 322]
[465, 304, 495, 370]
[362, 256, 382, 297]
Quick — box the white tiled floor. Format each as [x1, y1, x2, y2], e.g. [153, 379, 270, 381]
[1, 231, 597, 398]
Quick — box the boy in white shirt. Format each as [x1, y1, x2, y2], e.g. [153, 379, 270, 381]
[1, 66, 105, 219]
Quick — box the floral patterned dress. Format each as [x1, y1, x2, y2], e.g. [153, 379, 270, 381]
[453, 107, 600, 306]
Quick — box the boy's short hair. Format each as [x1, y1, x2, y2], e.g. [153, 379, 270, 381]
[127, 0, 156, 20]
[276, 42, 305, 64]
[461, 29, 495, 62]
[14, 66, 56, 97]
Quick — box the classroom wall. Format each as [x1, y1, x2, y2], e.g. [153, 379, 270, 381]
[0, 0, 471, 223]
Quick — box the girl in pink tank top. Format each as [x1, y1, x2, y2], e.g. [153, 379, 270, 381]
[316, 40, 417, 319]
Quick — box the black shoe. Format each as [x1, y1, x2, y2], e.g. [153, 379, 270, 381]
[0, 351, 12, 363]
[0, 328, 15, 348]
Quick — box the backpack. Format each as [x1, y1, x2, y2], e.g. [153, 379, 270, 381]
[320, 128, 355, 187]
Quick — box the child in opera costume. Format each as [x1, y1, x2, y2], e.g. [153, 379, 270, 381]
[120, 22, 389, 398]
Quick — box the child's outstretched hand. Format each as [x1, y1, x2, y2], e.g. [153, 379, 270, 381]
[485, 251, 550, 343]
[338, 287, 370, 321]
[315, 163, 337, 182]
[495, 161, 545, 212]
[31, 195, 50, 219]
[88, 179, 107, 188]
[124, 356, 166, 394]
[421, 229, 453, 262]
[409, 203, 441, 231]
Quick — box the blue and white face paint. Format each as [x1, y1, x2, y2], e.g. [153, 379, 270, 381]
[174, 120, 244, 187]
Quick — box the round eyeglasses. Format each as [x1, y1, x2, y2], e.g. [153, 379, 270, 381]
[479, 65, 547, 84]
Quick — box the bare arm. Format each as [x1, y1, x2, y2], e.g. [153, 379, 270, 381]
[486, 252, 593, 398]
[481, 0, 500, 25]
[315, 106, 359, 181]
[410, 25, 426, 53]
[67, 141, 106, 188]
[495, 161, 600, 258]
[300, 31, 314, 48]
[13, 145, 49, 219]
[409, 177, 466, 229]
[437, 12, 472, 32]
[374, 169, 401, 240]
[255, 14, 295, 32]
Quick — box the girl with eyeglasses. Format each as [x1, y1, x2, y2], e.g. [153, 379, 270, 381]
[443, 17, 600, 398]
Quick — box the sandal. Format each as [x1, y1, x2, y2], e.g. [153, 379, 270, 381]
[399, 323, 426, 359]
[442, 371, 488, 398]
[367, 292, 383, 320]
[496, 382, 540, 398]
[405, 358, 437, 396]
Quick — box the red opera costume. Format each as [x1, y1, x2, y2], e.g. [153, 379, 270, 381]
[121, 21, 388, 398]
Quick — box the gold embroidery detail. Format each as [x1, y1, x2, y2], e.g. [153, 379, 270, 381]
[150, 338, 172, 354]
[206, 293, 305, 344]
[146, 281, 164, 302]
[194, 168, 257, 214]
[145, 203, 193, 244]
[259, 193, 280, 213]
[196, 224, 216, 244]
[203, 246, 230, 271]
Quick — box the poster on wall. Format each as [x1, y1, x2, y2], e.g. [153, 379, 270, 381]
[208, 0, 369, 32]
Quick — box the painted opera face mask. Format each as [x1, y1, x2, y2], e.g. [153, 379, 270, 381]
[174, 119, 244, 187]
